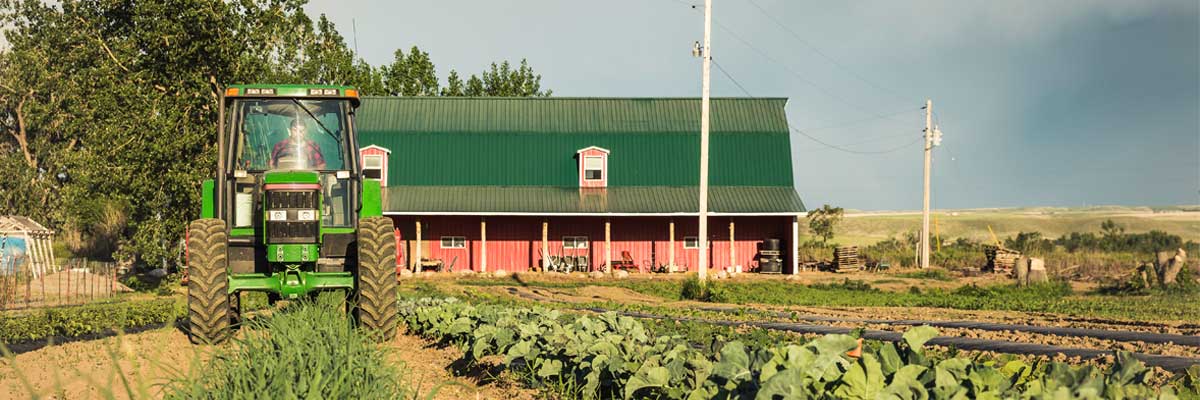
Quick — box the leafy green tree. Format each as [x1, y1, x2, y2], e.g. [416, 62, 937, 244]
[806, 204, 844, 244]
[475, 60, 551, 97]
[441, 70, 465, 96]
[1100, 219, 1125, 237]
[382, 46, 438, 96]
[464, 74, 486, 96]
[0, 0, 551, 268]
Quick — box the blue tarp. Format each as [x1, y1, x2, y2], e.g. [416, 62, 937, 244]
[0, 236, 27, 275]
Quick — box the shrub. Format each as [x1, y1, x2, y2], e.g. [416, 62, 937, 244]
[167, 295, 407, 399]
[0, 298, 182, 343]
[896, 269, 954, 281]
[809, 279, 876, 292]
[681, 275, 727, 302]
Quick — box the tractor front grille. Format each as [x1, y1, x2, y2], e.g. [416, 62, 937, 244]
[267, 190, 318, 209]
[265, 190, 319, 244]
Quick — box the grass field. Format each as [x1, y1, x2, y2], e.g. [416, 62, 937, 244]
[829, 206, 1200, 247]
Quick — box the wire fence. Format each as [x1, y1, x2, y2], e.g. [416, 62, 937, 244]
[0, 257, 129, 312]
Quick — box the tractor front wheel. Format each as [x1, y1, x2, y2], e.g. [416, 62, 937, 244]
[186, 218, 232, 344]
[354, 216, 399, 340]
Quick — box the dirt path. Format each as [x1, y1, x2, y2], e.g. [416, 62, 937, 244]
[389, 332, 537, 400]
[0, 327, 202, 399]
[1, 325, 539, 400]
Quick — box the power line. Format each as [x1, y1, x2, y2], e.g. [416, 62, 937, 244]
[744, 0, 912, 102]
[798, 107, 920, 132]
[667, 0, 921, 156]
[793, 127, 923, 155]
[666, 0, 912, 122]
[711, 36, 922, 155]
[712, 60, 753, 97]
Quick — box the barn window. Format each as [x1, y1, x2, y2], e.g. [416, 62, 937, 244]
[576, 146, 609, 188]
[358, 145, 391, 186]
[440, 236, 466, 249]
[683, 236, 699, 249]
[362, 154, 384, 180]
[563, 236, 589, 249]
[583, 156, 603, 180]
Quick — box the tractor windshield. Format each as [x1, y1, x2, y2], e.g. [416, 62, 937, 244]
[231, 99, 350, 171]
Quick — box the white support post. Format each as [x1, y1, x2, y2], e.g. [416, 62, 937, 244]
[414, 220, 422, 271]
[472, 216, 482, 272]
[604, 220, 612, 273]
[26, 232, 39, 278]
[697, 0, 714, 282]
[542, 220, 549, 272]
[47, 233, 57, 273]
[792, 215, 800, 274]
[729, 219, 735, 271]
[921, 99, 933, 270]
[668, 220, 676, 272]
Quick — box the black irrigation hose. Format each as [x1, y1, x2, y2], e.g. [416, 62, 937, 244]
[593, 308, 1200, 373]
[691, 305, 1200, 347]
[600, 308, 1200, 372]
[507, 288, 1200, 371]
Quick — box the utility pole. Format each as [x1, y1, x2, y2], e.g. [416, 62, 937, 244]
[697, 0, 713, 281]
[920, 99, 933, 270]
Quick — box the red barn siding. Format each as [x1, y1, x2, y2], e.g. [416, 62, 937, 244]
[387, 215, 795, 273]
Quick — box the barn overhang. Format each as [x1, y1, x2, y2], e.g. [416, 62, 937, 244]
[380, 185, 805, 215]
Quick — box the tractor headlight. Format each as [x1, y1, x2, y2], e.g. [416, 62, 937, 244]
[296, 209, 317, 221]
[268, 210, 288, 221]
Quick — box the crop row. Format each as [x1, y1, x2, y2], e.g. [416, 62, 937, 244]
[0, 298, 182, 344]
[455, 277, 1200, 322]
[399, 298, 1198, 399]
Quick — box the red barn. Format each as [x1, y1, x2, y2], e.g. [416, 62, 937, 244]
[356, 97, 806, 274]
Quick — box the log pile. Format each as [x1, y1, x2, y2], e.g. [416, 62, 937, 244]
[833, 246, 862, 273]
[984, 245, 1020, 274]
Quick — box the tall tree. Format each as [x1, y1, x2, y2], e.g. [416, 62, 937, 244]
[0, 0, 551, 266]
[382, 46, 438, 96]
[440, 70, 465, 96]
[807, 204, 845, 244]
[471, 60, 550, 97]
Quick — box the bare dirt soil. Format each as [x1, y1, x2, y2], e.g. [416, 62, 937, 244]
[390, 332, 538, 400]
[0, 327, 201, 399]
[1, 325, 539, 400]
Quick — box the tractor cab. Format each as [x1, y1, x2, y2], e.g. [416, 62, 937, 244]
[186, 85, 397, 344]
[224, 94, 358, 237]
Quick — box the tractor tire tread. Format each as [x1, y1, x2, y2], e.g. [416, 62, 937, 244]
[186, 218, 231, 345]
[355, 216, 398, 340]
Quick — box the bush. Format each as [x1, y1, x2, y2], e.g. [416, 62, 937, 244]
[681, 275, 728, 302]
[167, 295, 407, 399]
[896, 269, 954, 281]
[0, 298, 182, 343]
[809, 279, 876, 292]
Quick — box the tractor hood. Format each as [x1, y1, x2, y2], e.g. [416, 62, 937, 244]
[263, 170, 320, 185]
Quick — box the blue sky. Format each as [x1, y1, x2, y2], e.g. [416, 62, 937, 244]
[308, 0, 1199, 210]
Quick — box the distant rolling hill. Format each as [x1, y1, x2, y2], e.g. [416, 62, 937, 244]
[829, 206, 1200, 247]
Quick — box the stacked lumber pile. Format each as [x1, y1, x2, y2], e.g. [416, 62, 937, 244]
[984, 245, 1020, 274]
[833, 246, 862, 273]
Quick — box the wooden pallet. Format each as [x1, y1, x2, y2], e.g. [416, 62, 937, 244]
[984, 245, 1020, 274]
[833, 246, 862, 273]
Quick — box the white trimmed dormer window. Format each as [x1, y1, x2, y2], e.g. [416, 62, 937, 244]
[576, 146, 609, 188]
[363, 155, 383, 179]
[359, 145, 391, 186]
[584, 156, 603, 180]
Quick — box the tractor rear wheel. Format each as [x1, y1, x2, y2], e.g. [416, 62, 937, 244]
[187, 218, 232, 344]
[354, 216, 398, 340]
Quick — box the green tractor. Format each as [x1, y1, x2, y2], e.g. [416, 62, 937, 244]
[186, 84, 397, 344]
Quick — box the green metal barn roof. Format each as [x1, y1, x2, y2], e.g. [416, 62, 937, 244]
[380, 186, 805, 215]
[356, 97, 805, 214]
